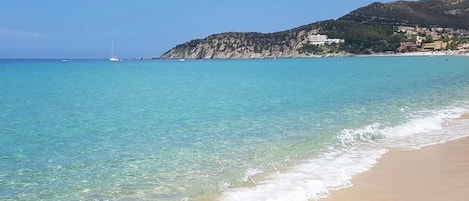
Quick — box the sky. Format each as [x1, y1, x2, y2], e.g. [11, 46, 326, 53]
[0, 0, 394, 59]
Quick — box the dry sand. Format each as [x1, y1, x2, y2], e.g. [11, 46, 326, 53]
[459, 113, 469, 119]
[321, 134, 469, 201]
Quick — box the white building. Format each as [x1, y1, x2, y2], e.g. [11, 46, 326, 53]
[308, 34, 345, 45]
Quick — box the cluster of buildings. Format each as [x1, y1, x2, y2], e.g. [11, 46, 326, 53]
[396, 26, 469, 41]
[306, 26, 469, 55]
[396, 25, 469, 53]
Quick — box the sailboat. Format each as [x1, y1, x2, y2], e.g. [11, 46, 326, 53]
[109, 42, 120, 61]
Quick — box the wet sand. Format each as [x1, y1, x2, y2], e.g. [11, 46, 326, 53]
[321, 134, 469, 201]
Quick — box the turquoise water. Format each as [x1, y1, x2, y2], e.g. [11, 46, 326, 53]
[1, 57, 469, 201]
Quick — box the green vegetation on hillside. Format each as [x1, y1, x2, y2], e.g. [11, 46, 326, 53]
[298, 43, 341, 55]
[299, 20, 404, 55]
[319, 20, 403, 54]
[341, 0, 469, 28]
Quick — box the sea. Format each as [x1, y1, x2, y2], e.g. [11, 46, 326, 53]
[1, 57, 469, 201]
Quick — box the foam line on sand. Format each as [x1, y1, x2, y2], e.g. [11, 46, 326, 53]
[321, 135, 469, 201]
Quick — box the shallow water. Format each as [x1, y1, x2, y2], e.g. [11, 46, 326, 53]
[1, 57, 469, 200]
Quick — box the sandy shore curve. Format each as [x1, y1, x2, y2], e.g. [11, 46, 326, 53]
[321, 125, 469, 201]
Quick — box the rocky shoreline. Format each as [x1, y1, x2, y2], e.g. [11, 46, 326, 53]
[157, 50, 469, 60]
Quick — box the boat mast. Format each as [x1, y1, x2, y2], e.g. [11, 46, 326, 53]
[111, 41, 114, 58]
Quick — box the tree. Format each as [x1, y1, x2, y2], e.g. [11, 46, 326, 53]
[299, 44, 323, 54]
[447, 41, 458, 50]
[424, 35, 434, 43]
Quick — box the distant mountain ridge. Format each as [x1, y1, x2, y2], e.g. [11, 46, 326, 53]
[341, 0, 469, 28]
[160, 0, 469, 59]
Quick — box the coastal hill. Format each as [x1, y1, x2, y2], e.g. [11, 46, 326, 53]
[160, 0, 469, 59]
[341, 0, 469, 28]
[160, 24, 322, 59]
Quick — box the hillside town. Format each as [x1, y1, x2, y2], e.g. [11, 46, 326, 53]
[305, 25, 469, 56]
[395, 26, 469, 55]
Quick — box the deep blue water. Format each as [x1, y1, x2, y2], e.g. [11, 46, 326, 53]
[1, 57, 469, 201]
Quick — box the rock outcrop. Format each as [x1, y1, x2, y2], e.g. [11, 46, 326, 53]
[160, 24, 321, 59]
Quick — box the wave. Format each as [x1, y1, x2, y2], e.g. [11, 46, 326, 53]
[221, 147, 386, 201]
[220, 105, 469, 201]
[339, 106, 468, 149]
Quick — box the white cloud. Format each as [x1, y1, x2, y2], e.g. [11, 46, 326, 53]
[0, 28, 46, 40]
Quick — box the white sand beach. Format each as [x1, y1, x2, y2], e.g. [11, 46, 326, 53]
[321, 116, 469, 201]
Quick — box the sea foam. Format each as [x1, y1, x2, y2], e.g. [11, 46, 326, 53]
[221, 147, 386, 201]
[221, 105, 469, 201]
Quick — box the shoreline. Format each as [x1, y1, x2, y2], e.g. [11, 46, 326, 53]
[214, 112, 469, 201]
[157, 51, 469, 60]
[320, 123, 469, 201]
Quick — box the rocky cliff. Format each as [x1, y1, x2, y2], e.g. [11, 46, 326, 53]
[160, 24, 322, 59]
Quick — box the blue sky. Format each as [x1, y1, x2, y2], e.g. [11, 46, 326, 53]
[0, 0, 393, 59]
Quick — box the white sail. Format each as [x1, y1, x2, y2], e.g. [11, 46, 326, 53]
[109, 42, 120, 61]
